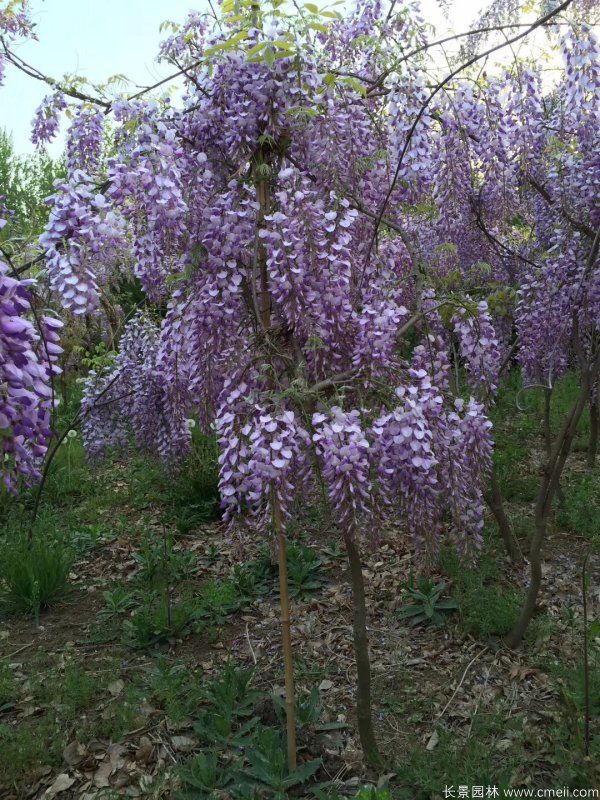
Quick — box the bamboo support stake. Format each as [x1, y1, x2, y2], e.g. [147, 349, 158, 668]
[272, 486, 297, 771]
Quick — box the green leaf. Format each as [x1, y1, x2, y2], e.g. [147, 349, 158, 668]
[282, 758, 322, 788]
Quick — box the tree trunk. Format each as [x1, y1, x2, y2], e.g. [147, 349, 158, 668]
[543, 386, 565, 505]
[588, 398, 598, 470]
[506, 379, 592, 648]
[484, 468, 522, 564]
[582, 550, 591, 756]
[543, 386, 552, 458]
[272, 489, 297, 772]
[342, 530, 382, 769]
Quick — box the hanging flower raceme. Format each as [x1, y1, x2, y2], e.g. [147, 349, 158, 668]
[216, 378, 311, 524]
[0, 2, 35, 87]
[31, 92, 67, 148]
[81, 314, 191, 467]
[107, 116, 189, 299]
[443, 398, 493, 560]
[371, 370, 493, 561]
[40, 171, 127, 314]
[0, 255, 62, 492]
[453, 300, 502, 396]
[66, 107, 104, 175]
[371, 371, 443, 558]
[312, 407, 373, 536]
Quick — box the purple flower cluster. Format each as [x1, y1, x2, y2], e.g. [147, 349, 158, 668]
[66, 108, 104, 175]
[107, 118, 188, 298]
[40, 171, 126, 314]
[31, 92, 67, 149]
[0, 255, 62, 492]
[372, 373, 493, 561]
[0, 2, 35, 87]
[216, 379, 310, 523]
[312, 407, 373, 535]
[81, 314, 191, 467]
[453, 300, 502, 395]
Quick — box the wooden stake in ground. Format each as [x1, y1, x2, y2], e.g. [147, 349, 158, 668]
[272, 486, 297, 771]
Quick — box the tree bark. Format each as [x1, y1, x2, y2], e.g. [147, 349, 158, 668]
[543, 386, 552, 458]
[342, 530, 382, 769]
[582, 550, 591, 756]
[272, 488, 297, 772]
[587, 398, 598, 470]
[543, 386, 565, 505]
[484, 468, 522, 564]
[506, 379, 592, 648]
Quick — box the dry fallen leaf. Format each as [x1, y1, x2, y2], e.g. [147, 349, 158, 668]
[426, 730, 439, 750]
[44, 773, 75, 798]
[63, 740, 87, 767]
[171, 735, 196, 752]
[107, 679, 125, 697]
[93, 761, 113, 788]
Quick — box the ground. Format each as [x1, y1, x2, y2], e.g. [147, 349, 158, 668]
[0, 374, 598, 799]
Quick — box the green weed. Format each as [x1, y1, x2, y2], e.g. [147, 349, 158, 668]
[0, 716, 64, 793]
[398, 577, 457, 628]
[0, 534, 73, 620]
[557, 468, 600, 544]
[439, 545, 519, 639]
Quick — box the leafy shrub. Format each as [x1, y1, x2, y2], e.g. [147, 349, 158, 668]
[146, 658, 204, 724]
[201, 664, 261, 719]
[272, 686, 322, 731]
[235, 727, 322, 799]
[231, 557, 274, 600]
[177, 750, 231, 798]
[286, 541, 327, 598]
[124, 595, 202, 647]
[398, 577, 457, 627]
[133, 530, 195, 585]
[97, 586, 137, 622]
[0, 535, 73, 620]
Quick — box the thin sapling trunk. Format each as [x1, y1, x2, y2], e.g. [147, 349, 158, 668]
[272, 488, 297, 772]
[342, 530, 382, 769]
[588, 398, 598, 470]
[484, 468, 522, 564]
[506, 377, 592, 648]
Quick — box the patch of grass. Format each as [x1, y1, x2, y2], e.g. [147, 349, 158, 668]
[0, 664, 18, 709]
[0, 716, 64, 793]
[0, 533, 73, 620]
[93, 682, 145, 741]
[130, 431, 221, 533]
[32, 661, 99, 719]
[557, 468, 600, 544]
[439, 544, 519, 639]
[197, 578, 242, 625]
[394, 712, 523, 799]
[41, 434, 95, 506]
[536, 647, 600, 787]
[146, 658, 205, 724]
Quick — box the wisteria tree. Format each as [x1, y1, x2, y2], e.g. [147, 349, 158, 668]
[1, 0, 598, 771]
